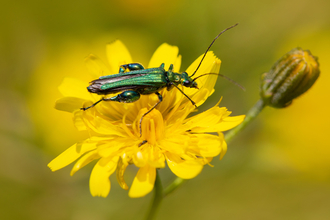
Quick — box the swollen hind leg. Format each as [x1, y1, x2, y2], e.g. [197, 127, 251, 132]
[81, 90, 141, 111]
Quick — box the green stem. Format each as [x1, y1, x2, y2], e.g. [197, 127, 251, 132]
[145, 170, 163, 220]
[224, 99, 266, 143]
[163, 177, 186, 197]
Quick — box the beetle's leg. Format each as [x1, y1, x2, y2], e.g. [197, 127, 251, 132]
[139, 92, 163, 136]
[81, 98, 103, 111]
[119, 63, 145, 73]
[138, 140, 148, 147]
[81, 91, 141, 111]
[170, 82, 197, 108]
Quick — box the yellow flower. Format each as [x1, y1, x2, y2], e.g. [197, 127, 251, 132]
[48, 40, 245, 198]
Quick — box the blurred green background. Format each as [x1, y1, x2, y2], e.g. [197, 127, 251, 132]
[1, 0, 330, 219]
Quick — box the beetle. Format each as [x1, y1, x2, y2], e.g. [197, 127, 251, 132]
[81, 24, 240, 135]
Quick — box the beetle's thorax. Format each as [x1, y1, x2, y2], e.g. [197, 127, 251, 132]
[166, 71, 181, 84]
[166, 71, 196, 87]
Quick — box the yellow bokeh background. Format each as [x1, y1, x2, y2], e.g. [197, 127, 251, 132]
[1, 0, 330, 219]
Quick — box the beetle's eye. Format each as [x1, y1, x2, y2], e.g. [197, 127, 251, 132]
[183, 80, 191, 87]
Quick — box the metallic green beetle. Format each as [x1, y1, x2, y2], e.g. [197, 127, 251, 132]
[81, 24, 239, 135]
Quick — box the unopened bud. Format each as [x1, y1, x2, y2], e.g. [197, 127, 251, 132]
[260, 48, 320, 108]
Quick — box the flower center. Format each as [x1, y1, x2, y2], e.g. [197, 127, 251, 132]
[136, 108, 165, 145]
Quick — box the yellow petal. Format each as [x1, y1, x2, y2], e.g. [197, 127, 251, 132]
[185, 52, 218, 95]
[165, 102, 194, 128]
[219, 133, 227, 160]
[97, 139, 128, 158]
[48, 141, 97, 171]
[148, 43, 179, 70]
[106, 40, 132, 74]
[81, 107, 127, 136]
[58, 78, 90, 100]
[89, 157, 118, 197]
[72, 109, 87, 131]
[215, 115, 245, 131]
[90, 116, 127, 136]
[128, 165, 156, 198]
[171, 52, 220, 108]
[190, 88, 209, 107]
[159, 134, 190, 155]
[191, 58, 221, 105]
[70, 150, 100, 176]
[85, 54, 111, 77]
[131, 143, 166, 169]
[182, 106, 227, 131]
[202, 58, 221, 93]
[190, 134, 222, 157]
[55, 97, 86, 113]
[185, 52, 216, 76]
[116, 157, 129, 190]
[165, 153, 203, 179]
[173, 55, 182, 72]
[183, 105, 244, 132]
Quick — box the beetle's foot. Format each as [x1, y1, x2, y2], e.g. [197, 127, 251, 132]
[139, 140, 147, 147]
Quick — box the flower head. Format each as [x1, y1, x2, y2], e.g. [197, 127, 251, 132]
[48, 40, 244, 198]
[260, 47, 320, 108]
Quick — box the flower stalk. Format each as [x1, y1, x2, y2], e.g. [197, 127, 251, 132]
[164, 176, 186, 197]
[224, 99, 266, 143]
[145, 170, 163, 220]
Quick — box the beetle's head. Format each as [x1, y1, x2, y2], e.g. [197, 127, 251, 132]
[181, 72, 198, 89]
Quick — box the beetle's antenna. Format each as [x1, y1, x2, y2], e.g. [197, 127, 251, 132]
[190, 23, 238, 78]
[193, 73, 245, 91]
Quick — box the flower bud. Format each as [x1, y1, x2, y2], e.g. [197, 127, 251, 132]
[260, 48, 320, 108]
